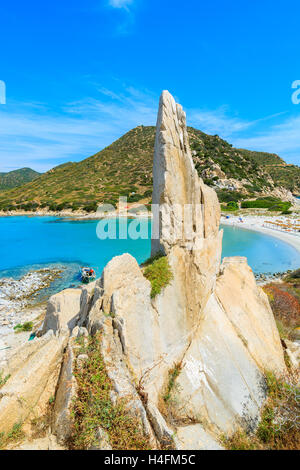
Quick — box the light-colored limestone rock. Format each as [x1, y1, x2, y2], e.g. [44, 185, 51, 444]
[151, 90, 223, 353]
[42, 288, 82, 335]
[146, 402, 175, 448]
[12, 434, 66, 450]
[52, 343, 77, 444]
[169, 293, 267, 435]
[285, 339, 300, 370]
[99, 316, 158, 448]
[175, 424, 223, 450]
[216, 257, 286, 374]
[78, 281, 97, 327]
[0, 331, 68, 434]
[88, 427, 112, 450]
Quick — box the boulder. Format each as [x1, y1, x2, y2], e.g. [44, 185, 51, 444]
[175, 424, 223, 450]
[78, 281, 97, 327]
[0, 331, 68, 434]
[168, 293, 267, 434]
[215, 257, 286, 374]
[42, 288, 82, 335]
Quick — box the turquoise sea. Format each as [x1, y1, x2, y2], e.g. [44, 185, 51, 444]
[0, 216, 299, 296]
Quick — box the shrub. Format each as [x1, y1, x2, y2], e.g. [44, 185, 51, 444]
[82, 202, 98, 213]
[13, 322, 33, 333]
[241, 198, 291, 212]
[221, 201, 239, 211]
[143, 255, 173, 298]
[263, 284, 300, 331]
[143, 190, 152, 198]
[216, 190, 244, 203]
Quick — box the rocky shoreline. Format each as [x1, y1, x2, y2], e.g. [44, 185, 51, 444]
[0, 268, 63, 331]
[0, 209, 152, 219]
[255, 269, 293, 285]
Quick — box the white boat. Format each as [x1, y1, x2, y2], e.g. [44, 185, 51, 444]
[80, 267, 96, 283]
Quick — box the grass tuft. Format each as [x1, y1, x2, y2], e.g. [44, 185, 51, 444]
[13, 321, 34, 333]
[0, 423, 24, 449]
[143, 255, 173, 298]
[163, 364, 182, 403]
[0, 371, 10, 388]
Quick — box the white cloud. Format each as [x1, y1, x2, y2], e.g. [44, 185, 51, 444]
[0, 86, 158, 172]
[188, 107, 252, 138]
[1, 84, 299, 173]
[188, 107, 286, 140]
[232, 115, 300, 165]
[109, 0, 133, 9]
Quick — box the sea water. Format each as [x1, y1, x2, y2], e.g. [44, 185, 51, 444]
[0, 216, 299, 294]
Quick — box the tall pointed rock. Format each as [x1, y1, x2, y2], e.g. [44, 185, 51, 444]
[152, 90, 221, 256]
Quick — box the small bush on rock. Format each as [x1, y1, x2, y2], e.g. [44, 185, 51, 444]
[143, 255, 173, 298]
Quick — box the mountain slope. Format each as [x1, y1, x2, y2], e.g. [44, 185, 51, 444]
[0, 168, 41, 191]
[0, 126, 299, 212]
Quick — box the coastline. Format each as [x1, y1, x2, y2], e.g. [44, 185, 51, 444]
[1, 209, 299, 254]
[0, 209, 152, 220]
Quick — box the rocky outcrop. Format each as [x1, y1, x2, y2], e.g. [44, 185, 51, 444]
[0, 330, 68, 435]
[265, 186, 295, 204]
[42, 287, 88, 335]
[52, 343, 77, 444]
[80, 91, 285, 447]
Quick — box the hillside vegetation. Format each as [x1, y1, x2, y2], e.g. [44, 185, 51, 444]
[0, 168, 40, 191]
[0, 126, 299, 212]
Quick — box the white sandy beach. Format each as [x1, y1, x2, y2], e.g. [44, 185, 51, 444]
[221, 214, 300, 255]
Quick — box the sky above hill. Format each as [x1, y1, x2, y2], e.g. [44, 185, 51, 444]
[0, 0, 300, 172]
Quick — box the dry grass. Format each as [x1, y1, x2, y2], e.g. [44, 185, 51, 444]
[69, 333, 151, 450]
[223, 371, 300, 450]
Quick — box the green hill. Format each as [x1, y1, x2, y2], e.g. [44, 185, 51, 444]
[188, 128, 300, 195]
[0, 126, 299, 212]
[0, 168, 41, 191]
[238, 149, 300, 193]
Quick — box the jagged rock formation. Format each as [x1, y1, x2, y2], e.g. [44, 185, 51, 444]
[0, 91, 287, 450]
[0, 330, 68, 434]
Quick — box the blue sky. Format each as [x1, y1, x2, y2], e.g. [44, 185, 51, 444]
[0, 0, 300, 172]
